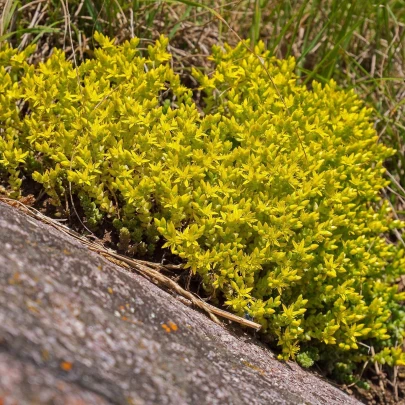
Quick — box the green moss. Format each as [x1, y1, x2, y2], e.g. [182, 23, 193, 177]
[296, 352, 315, 368]
[1, 34, 405, 372]
[79, 193, 103, 229]
[117, 227, 131, 252]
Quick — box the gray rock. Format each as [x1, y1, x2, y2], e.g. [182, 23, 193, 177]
[0, 202, 360, 404]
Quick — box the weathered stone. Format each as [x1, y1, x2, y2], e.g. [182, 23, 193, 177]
[0, 202, 360, 404]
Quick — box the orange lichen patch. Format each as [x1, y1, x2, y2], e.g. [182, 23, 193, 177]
[62, 249, 71, 255]
[26, 301, 40, 314]
[161, 324, 171, 333]
[8, 272, 20, 285]
[161, 321, 178, 333]
[60, 361, 73, 371]
[168, 321, 178, 331]
[242, 360, 266, 375]
[121, 316, 128, 321]
[108, 287, 113, 294]
[41, 349, 50, 361]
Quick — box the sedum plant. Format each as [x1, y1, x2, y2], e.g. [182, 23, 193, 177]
[0, 34, 404, 374]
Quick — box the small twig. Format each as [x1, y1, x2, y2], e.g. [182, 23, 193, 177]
[371, 345, 386, 395]
[97, 249, 261, 330]
[73, 0, 85, 18]
[18, 0, 47, 12]
[129, 8, 134, 39]
[393, 365, 399, 402]
[347, 360, 369, 388]
[18, 2, 44, 50]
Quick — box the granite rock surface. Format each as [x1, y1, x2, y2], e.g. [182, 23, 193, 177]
[0, 202, 361, 405]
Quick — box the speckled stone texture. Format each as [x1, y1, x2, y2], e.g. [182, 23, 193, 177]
[0, 202, 361, 405]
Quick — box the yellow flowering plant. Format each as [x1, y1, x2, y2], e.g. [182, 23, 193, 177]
[1, 34, 404, 379]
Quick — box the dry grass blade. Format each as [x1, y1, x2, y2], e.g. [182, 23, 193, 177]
[0, 0, 16, 38]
